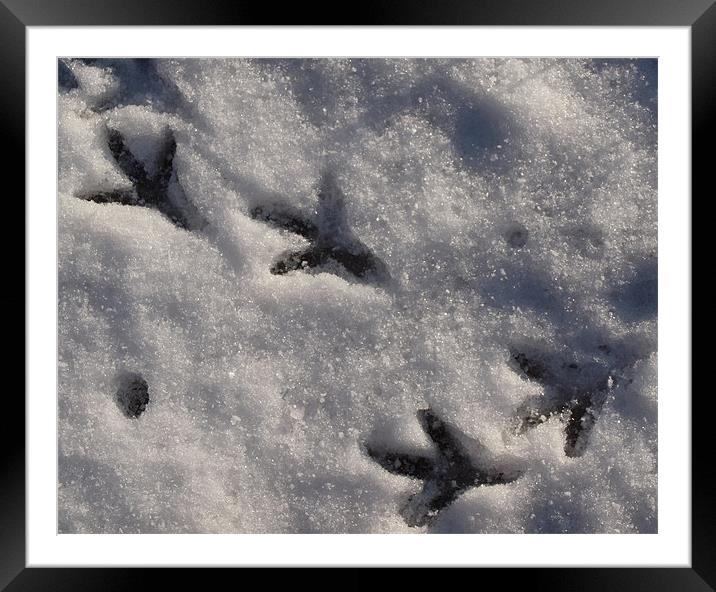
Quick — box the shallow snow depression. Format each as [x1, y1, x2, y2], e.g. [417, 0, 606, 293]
[58, 58, 657, 534]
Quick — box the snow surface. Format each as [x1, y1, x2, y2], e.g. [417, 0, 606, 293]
[58, 58, 657, 534]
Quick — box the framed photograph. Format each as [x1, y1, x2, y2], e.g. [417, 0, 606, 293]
[7, 0, 703, 587]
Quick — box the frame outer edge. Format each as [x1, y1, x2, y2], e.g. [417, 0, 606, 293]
[7, 0, 707, 587]
[0, 0, 27, 591]
[691, 1, 715, 588]
[0, 0, 714, 26]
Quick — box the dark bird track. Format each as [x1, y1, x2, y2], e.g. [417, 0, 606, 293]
[77, 127, 204, 230]
[508, 347, 610, 457]
[364, 408, 521, 527]
[250, 171, 390, 283]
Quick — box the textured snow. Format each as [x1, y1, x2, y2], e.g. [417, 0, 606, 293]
[57, 58, 657, 533]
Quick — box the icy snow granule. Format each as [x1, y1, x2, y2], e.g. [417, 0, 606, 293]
[58, 58, 657, 534]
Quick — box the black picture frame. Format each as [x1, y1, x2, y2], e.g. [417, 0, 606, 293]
[4, 0, 703, 588]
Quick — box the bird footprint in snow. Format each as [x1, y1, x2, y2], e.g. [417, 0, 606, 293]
[364, 408, 522, 527]
[507, 347, 616, 457]
[250, 171, 390, 283]
[77, 127, 205, 230]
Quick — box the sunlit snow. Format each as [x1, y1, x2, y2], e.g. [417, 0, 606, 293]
[58, 57, 657, 533]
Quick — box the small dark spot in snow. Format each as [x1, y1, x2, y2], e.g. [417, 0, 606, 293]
[504, 222, 529, 249]
[116, 372, 149, 418]
[563, 224, 606, 260]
